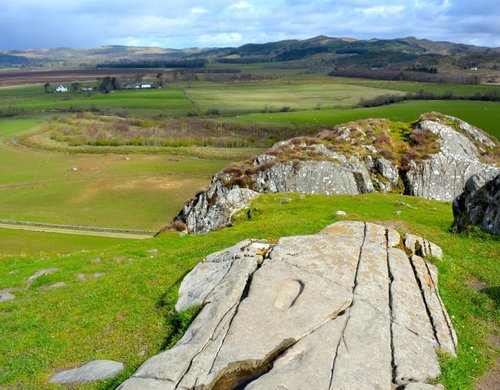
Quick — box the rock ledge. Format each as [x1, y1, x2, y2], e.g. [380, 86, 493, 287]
[120, 221, 456, 389]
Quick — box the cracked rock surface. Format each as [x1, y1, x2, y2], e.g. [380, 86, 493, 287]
[120, 221, 456, 390]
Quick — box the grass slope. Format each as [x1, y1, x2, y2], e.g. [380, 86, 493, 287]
[0, 193, 498, 389]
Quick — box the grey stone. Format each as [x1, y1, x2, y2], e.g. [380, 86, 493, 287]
[403, 120, 492, 201]
[453, 169, 500, 234]
[375, 157, 399, 185]
[120, 222, 456, 389]
[0, 292, 16, 303]
[404, 233, 443, 260]
[26, 267, 59, 289]
[334, 210, 347, 216]
[49, 360, 124, 384]
[38, 282, 66, 291]
[403, 383, 444, 390]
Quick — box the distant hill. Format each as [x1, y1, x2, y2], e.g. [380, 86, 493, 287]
[1, 36, 499, 79]
[0, 46, 200, 67]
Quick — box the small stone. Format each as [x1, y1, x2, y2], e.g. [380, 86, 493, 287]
[38, 282, 66, 291]
[92, 273, 105, 279]
[76, 273, 86, 281]
[147, 249, 158, 253]
[334, 210, 347, 216]
[0, 292, 16, 303]
[8, 270, 19, 275]
[71, 167, 79, 171]
[279, 197, 291, 204]
[395, 210, 402, 215]
[26, 268, 60, 288]
[91, 257, 102, 263]
[49, 360, 124, 384]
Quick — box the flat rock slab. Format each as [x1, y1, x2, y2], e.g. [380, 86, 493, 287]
[50, 360, 124, 384]
[120, 222, 456, 390]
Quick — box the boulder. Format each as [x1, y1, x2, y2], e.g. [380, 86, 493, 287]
[120, 222, 456, 389]
[452, 169, 500, 234]
[171, 113, 498, 234]
[49, 360, 124, 384]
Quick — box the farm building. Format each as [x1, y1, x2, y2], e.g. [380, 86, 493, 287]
[55, 85, 68, 92]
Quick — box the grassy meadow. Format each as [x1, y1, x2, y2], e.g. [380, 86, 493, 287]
[0, 193, 498, 389]
[187, 77, 405, 114]
[0, 70, 498, 389]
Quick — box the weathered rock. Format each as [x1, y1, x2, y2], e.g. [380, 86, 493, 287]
[404, 233, 443, 260]
[403, 119, 494, 201]
[49, 360, 124, 384]
[171, 113, 498, 234]
[452, 169, 500, 234]
[0, 292, 16, 303]
[120, 222, 456, 389]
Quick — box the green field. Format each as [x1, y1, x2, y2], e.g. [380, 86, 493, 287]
[187, 77, 405, 114]
[0, 85, 192, 116]
[0, 137, 226, 230]
[328, 76, 500, 96]
[231, 100, 500, 139]
[0, 229, 132, 256]
[0, 193, 498, 389]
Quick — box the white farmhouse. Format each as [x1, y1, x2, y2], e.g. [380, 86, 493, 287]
[55, 85, 68, 93]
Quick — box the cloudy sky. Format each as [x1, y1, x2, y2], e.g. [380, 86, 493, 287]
[1, 0, 499, 49]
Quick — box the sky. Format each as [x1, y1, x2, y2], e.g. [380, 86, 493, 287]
[1, 0, 499, 49]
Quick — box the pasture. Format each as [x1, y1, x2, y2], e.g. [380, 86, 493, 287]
[0, 117, 229, 254]
[231, 100, 500, 139]
[187, 77, 405, 114]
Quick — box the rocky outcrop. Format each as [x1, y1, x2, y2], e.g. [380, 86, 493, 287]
[403, 119, 493, 200]
[120, 222, 456, 390]
[173, 113, 498, 234]
[452, 169, 500, 234]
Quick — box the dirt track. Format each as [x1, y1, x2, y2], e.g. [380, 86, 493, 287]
[0, 221, 154, 239]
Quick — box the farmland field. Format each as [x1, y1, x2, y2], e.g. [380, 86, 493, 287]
[230, 99, 500, 139]
[0, 125, 227, 230]
[187, 77, 405, 114]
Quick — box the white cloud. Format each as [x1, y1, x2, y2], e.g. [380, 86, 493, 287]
[190, 7, 207, 14]
[198, 32, 244, 46]
[229, 1, 253, 10]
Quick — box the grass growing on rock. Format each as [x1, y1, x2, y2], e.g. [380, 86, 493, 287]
[0, 193, 498, 389]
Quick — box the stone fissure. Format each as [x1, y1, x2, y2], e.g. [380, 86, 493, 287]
[424, 262, 457, 354]
[207, 264, 263, 377]
[385, 229, 398, 385]
[327, 223, 367, 389]
[409, 256, 441, 348]
[173, 301, 240, 389]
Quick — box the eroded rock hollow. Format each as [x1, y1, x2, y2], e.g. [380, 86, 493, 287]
[121, 221, 457, 390]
